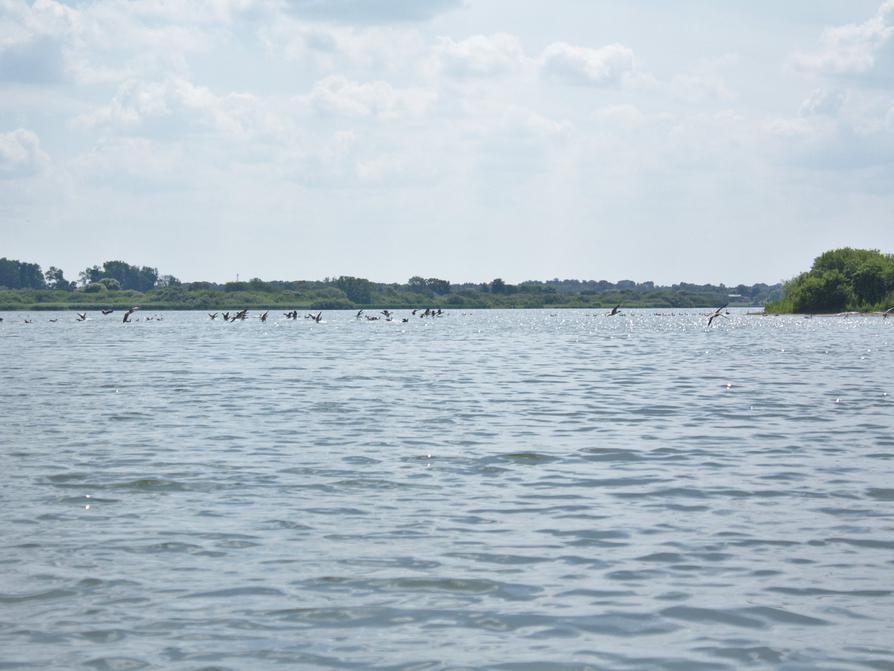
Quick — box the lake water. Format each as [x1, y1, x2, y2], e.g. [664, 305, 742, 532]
[1, 308, 893, 670]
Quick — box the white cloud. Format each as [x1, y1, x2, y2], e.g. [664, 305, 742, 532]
[669, 73, 732, 103]
[594, 104, 647, 129]
[0, 128, 48, 178]
[72, 136, 191, 190]
[794, 1, 894, 76]
[539, 41, 637, 87]
[281, 0, 461, 24]
[304, 74, 434, 118]
[763, 117, 822, 138]
[799, 88, 847, 117]
[430, 33, 527, 77]
[73, 78, 283, 140]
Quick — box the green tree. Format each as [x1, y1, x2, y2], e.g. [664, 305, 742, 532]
[82, 261, 159, 291]
[335, 276, 372, 304]
[96, 278, 122, 290]
[0, 258, 45, 289]
[426, 278, 451, 295]
[407, 276, 427, 292]
[44, 266, 73, 291]
[789, 270, 853, 313]
[851, 259, 889, 306]
[157, 274, 181, 288]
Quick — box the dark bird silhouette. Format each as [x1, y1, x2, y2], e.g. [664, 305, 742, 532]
[607, 304, 621, 316]
[208, 313, 218, 320]
[412, 309, 418, 315]
[381, 310, 392, 319]
[23, 319, 33, 323]
[222, 312, 230, 321]
[76, 312, 87, 321]
[48, 319, 58, 322]
[259, 311, 268, 322]
[356, 309, 364, 319]
[101, 309, 114, 315]
[123, 307, 139, 323]
[311, 312, 322, 323]
[884, 307, 893, 319]
[707, 304, 729, 327]
[402, 318, 409, 323]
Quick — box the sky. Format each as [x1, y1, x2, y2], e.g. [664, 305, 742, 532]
[1, 0, 893, 285]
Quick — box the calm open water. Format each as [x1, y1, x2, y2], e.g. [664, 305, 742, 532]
[1, 308, 893, 671]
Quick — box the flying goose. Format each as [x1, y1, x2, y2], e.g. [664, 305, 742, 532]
[76, 312, 87, 321]
[123, 307, 139, 323]
[607, 304, 621, 316]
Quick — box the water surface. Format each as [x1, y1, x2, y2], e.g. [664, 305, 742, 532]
[1, 309, 892, 670]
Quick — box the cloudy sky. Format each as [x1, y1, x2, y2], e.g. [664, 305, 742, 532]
[1, 0, 893, 285]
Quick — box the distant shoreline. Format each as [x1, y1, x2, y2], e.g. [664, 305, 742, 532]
[0, 302, 766, 312]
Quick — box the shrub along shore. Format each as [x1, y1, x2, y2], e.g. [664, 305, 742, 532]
[764, 248, 894, 314]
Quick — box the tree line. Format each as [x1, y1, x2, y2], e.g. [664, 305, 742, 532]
[0, 256, 783, 310]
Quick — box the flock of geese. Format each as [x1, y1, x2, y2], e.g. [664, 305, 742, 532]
[3, 305, 892, 325]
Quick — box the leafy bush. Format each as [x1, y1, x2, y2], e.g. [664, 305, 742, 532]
[767, 248, 894, 313]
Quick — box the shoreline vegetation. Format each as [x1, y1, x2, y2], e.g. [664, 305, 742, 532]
[764, 248, 894, 315]
[1, 248, 890, 314]
[0, 257, 782, 312]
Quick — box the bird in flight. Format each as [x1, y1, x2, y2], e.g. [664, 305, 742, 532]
[101, 309, 114, 315]
[76, 312, 87, 321]
[208, 313, 218, 320]
[607, 304, 621, 316]
[123, 307, 139, 323]
[884, 307, 893, 319]
[259, 311, 268, 322]
[707, 304, 729, 327]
